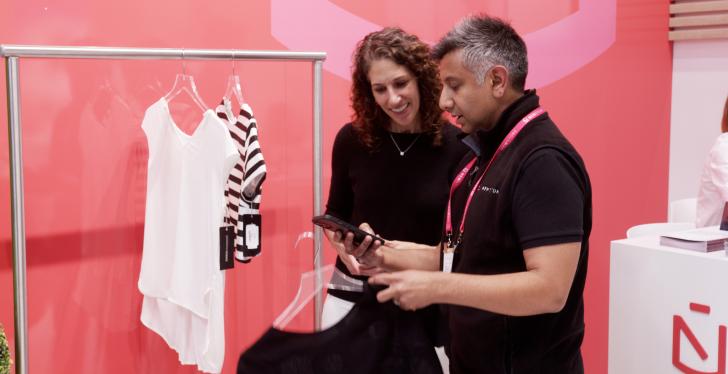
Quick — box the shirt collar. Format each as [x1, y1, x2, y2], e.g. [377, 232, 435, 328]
[470, 89, 540, 157]
[460, 132, 482, 157]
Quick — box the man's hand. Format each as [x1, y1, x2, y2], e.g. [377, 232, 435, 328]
[368, 270, 440, 311]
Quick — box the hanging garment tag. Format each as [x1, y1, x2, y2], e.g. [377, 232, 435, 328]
[219, 226, 235, 270]
[237, 213, 261, 261]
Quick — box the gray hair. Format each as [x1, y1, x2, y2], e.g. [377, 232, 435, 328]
[432, 15, 528, 90]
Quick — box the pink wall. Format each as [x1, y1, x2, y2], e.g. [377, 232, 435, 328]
[0, 0, 672, 373]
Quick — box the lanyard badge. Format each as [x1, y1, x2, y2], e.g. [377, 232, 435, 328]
[443, 234, 460, 273]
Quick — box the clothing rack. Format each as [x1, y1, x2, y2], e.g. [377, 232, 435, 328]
[0, 44, 327, 374]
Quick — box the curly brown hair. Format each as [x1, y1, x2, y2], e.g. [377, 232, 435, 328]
[350, 27, 446, 149]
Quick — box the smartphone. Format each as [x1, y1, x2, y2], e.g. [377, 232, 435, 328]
[312, 214, 384, 247]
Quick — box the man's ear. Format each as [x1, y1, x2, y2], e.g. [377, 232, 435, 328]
[488, 66, 509, 97]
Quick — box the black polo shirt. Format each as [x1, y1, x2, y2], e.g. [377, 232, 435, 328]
[446, 90, 592, 374]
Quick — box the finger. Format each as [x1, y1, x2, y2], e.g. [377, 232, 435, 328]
[359, 223, 388, 246]
[352, 235, 372, 259]
[357, 261, 380, 274]
[401, 302, 416, 312]
[368, 272, 396, 285]
[359, 222, 374, 234]
[375, 285, 398, 303]
[401, 298, 418, 312]
[333, 230, 343, 242]
[342, 232, 356, 252]
[342, 255, 361, 275]
[358, 262, 378, 270]
[359, 266, 383, 277]
[359, 246, 382, 267]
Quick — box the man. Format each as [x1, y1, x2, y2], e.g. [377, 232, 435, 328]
[357, 15, 591, 373]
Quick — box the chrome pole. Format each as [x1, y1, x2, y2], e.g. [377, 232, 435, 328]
[0, 45, 326, 61]
[6, 56, 29, 374]
[312, 60, 324, 331]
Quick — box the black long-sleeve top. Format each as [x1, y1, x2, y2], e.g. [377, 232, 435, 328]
[325, 122, 469, 301]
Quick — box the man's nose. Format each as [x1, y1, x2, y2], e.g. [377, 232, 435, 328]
[439, 91, 453, 111]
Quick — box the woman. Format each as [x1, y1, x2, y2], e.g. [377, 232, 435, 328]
[322, 27, 468, 327]
[696, 95, 728, 227]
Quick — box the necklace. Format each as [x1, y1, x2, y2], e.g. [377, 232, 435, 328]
[389, 132, 422, 156]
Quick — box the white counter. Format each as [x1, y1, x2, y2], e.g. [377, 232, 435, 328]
[609, 234, 728, 373]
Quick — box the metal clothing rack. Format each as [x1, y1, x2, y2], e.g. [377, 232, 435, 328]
[0, 44, 327, 374]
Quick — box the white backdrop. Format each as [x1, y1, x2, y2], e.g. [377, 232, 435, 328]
[669, 40, 728, 205]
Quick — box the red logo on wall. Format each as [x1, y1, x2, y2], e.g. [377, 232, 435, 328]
[673, 302, 726, 374]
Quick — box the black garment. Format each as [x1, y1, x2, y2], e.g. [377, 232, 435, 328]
[447, 90, 591, 374]
[237, 286, 443, 374]
[326, 122, 469, 301]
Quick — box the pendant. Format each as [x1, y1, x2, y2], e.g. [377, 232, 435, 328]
[399, 151, 404, 156]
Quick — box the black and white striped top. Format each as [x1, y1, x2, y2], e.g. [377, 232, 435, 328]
[216, 98, 267, 262]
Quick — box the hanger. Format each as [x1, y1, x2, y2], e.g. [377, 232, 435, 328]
[272, 231, 333, 330]
[223, 51, 245, 106]
[273, 264, 334, 330]
[272, 264, 334, 330]
[164, 47, 208, 112]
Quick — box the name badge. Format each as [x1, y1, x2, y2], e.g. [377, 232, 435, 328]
[442, 247, 455, 273]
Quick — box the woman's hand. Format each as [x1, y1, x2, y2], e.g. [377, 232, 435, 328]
[346, 223, 385, 274]
[325, 228, 381, 276]
[342, 223, 382, 258]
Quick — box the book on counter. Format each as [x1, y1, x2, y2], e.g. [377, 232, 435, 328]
[659, 227, 728, 252]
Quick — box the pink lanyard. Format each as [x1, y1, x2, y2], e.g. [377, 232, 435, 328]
[445, 107, 545, 249]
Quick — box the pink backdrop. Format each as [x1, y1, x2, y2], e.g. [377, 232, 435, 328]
[0, 0, 672, 373]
